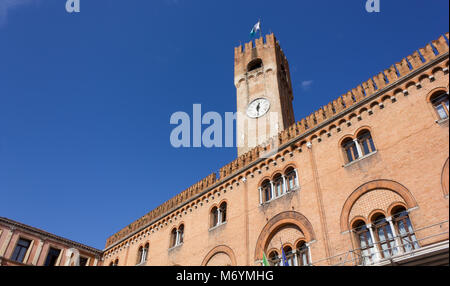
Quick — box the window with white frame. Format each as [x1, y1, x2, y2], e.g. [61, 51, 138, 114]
[259, 168, 299, 204]
[137, 243, 149, 265]
[170, 225, 184, 248]
[342, 130, 376, 164]
[210, 202, 227, 229]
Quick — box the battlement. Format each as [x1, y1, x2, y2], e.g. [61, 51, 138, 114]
[104, 32, 449, 249]
[234, 33, 288, 68]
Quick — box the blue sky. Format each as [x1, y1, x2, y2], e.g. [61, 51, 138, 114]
[0, 0, 448, 250]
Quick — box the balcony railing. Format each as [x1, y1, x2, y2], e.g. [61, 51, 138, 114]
[309, 220, 449, 266]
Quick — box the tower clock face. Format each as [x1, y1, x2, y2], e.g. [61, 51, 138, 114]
[246, 98, 270, 118]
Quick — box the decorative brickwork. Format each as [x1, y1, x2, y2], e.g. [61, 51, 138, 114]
[201, 245, 236, 266]
[103, 33, 449, 267]
[340, 180, 418, 232]
[348, 189, 406, 223]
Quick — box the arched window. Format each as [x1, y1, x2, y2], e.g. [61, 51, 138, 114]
[296, 241, 310, 266]
[342, 130, 376, 164]
[178, 224, 184, 244]
[137, 243, 149, 265]
[285, 167, 298, 191]
[210, 203, 227, 228]
[357, 130, 376, 156]
[137, 246, 144, 265]
[283, 246, 295, 266]
[170, 228, 178, 248]
[430, 91, 449, 120]
[210, 206, 219, 228]
[352, 220, 374, 265]
[247, 58, 263, 72]
[219, 202, 227, 224]
[170, 225, 185, 248]
[111, 259, 119, 266]
[391, 206, 420, 253]
[273, 174, 284, 198]
[261, 180, 272, 203]
[372, 214, 395, 259]
[268, 251, 280, 266]
[342, 137, 359, 163]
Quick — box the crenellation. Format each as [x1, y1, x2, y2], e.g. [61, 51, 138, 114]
[352, 85, 365, 102]
[373, 72, 387, 90]
[384, 65, 398, 83]
[362, 79, 376, 96]
[395, 58, 411, 77]
[419, 44, 437, 62]
[432, 35, 449, 54]
[104, 32, 450, 252]
[407, 51, 424, 70]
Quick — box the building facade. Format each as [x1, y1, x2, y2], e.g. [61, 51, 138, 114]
[101, 32, 450, 266]
[0, 217, 102, 266]
[1, 32, 449, 267]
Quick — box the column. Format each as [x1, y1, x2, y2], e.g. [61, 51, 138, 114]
[217, 208, 222, 225]
[258, 187, 263, 204]
[367, 224, 381, 262]
[306, 242, 312, 266]
[32, 239, 44, 265]
[270, 181, 274, 200]
[56, 248, 65, 266]
[294, 169, 299, 189]
[282, 175, 287, 194]
[0, 227, 14, 257]
[23, 239, 35, 264]
[175, 230, 180, 246]
[387, 216, 403, 255]
[353, 139, 363, 158]
[292, 250, 298, 266]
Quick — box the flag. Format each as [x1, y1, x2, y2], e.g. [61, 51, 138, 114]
[281, 247, 289, 266]
[262, 252, 270, 266]
[250, 20, 261, 37]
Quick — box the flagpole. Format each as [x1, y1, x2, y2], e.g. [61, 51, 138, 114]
[259, 17, 262, 39]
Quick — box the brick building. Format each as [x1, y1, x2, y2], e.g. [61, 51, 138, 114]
[0, 217, 102, 266]
[101, 32, 450, 266]
[1, 32, 449, 267]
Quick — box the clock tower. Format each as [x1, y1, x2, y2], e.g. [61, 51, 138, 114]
[235, 34, 295, 156]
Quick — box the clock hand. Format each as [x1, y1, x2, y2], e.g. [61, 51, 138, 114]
[256, 103, 260, 113]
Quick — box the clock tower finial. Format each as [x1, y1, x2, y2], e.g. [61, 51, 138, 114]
[234, 34, 295, 156]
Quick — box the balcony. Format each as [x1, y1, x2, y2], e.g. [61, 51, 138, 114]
[309, 220, 449, 266]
